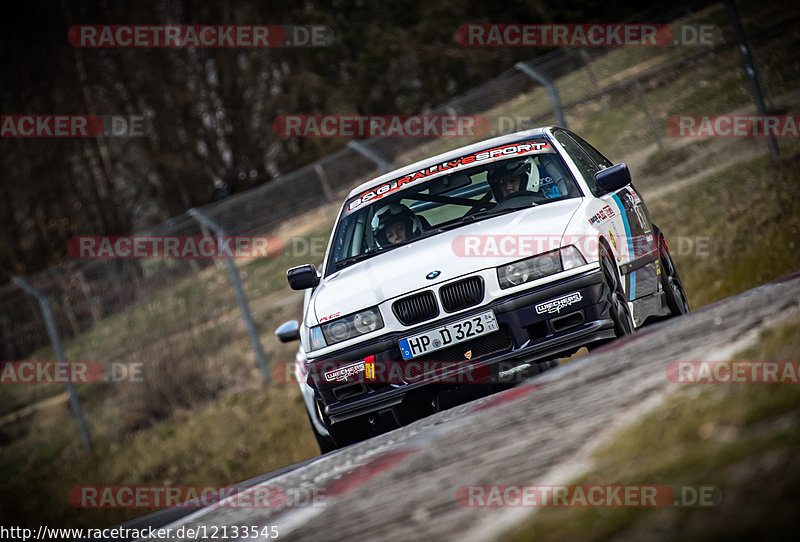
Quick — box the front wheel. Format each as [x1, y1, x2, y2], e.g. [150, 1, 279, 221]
[601, 244, 634, 337]
[659, 238, 690, 317]
[306, 398, 337, 454]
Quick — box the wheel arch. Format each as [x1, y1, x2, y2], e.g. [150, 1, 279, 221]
[597, 233, 635, 311]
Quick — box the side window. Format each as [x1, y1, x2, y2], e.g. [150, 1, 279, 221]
[570, 133, 613, 169]
[552, 131, 604, 197]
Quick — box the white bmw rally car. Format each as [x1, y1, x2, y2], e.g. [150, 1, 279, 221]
[276, 126, 689, 452]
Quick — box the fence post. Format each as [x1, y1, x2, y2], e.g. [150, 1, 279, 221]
[724, 0, 779, 163]
[347, 141, 390, 174]
[515, 62, 567, 128]
[12, 276, 93, 452]
[187, 208, 271, 383]
[314, 164, 335, 202]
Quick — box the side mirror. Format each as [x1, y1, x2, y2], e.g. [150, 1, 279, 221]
[595, 163, 631, 193]
[287, 264, 320, 290]
[275, 320, 300, 342]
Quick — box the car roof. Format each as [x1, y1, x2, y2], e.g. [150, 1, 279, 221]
[345, 126, 554, 200]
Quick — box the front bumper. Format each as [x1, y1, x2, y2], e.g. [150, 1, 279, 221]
[308, 267, 612, 424]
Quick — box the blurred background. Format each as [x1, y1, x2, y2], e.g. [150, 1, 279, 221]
[1, 0, 799, 529]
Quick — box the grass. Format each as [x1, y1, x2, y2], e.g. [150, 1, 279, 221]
[503, 317, 800, 542]
[647, 151, 800, 309]
[639, 145, 696, 177]
[0, 383, 319, 529]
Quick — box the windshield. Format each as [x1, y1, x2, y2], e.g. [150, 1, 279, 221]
[326, 143, 581, 274]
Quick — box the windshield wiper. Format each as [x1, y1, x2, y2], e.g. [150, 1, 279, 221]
[334, 242, 409, 269]
[438, 203, 536, 229]
[472, 203, 536, 219]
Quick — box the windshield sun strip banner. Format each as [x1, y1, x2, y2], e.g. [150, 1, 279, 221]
[345, 139, 554, 214]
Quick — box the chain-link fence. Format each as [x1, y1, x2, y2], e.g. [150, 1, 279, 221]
[3, 0, 798, 450]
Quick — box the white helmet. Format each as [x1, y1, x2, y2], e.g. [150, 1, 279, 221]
[488, 157, 539, 200]
[371, 203, 424, 246]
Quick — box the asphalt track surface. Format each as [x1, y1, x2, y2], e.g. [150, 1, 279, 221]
[93, 271, 800, 542]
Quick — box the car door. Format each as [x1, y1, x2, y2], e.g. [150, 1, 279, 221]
[552, 129, 659, 304]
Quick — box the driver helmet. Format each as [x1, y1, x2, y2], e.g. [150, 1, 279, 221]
[371, 203, 423, 247]
[488, 158, 535, 201]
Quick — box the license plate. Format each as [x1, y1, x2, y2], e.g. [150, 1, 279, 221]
[398, 311, 498, 360]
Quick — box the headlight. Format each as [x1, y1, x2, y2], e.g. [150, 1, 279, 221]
[502, 260, 533, 287]
[497, 245, 586, 289]
[353, 310, 382, 334]
[320, 307, 384, 345]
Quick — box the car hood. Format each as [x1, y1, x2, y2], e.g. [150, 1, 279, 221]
[310, 198, 583, 323]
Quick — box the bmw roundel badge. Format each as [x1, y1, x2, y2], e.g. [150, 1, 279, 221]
[426, 270, 441, 280]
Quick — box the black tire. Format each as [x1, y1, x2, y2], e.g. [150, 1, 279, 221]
[658, 237, 690, 317]
[600, 243, 634, 338]
[305, 400, 337, 454]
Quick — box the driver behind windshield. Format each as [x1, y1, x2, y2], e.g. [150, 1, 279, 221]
[498, 171, 523, 199]
[489, 157, 562, 202]
[373, 203, 423, 246]
[489, 161, 528, 201]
